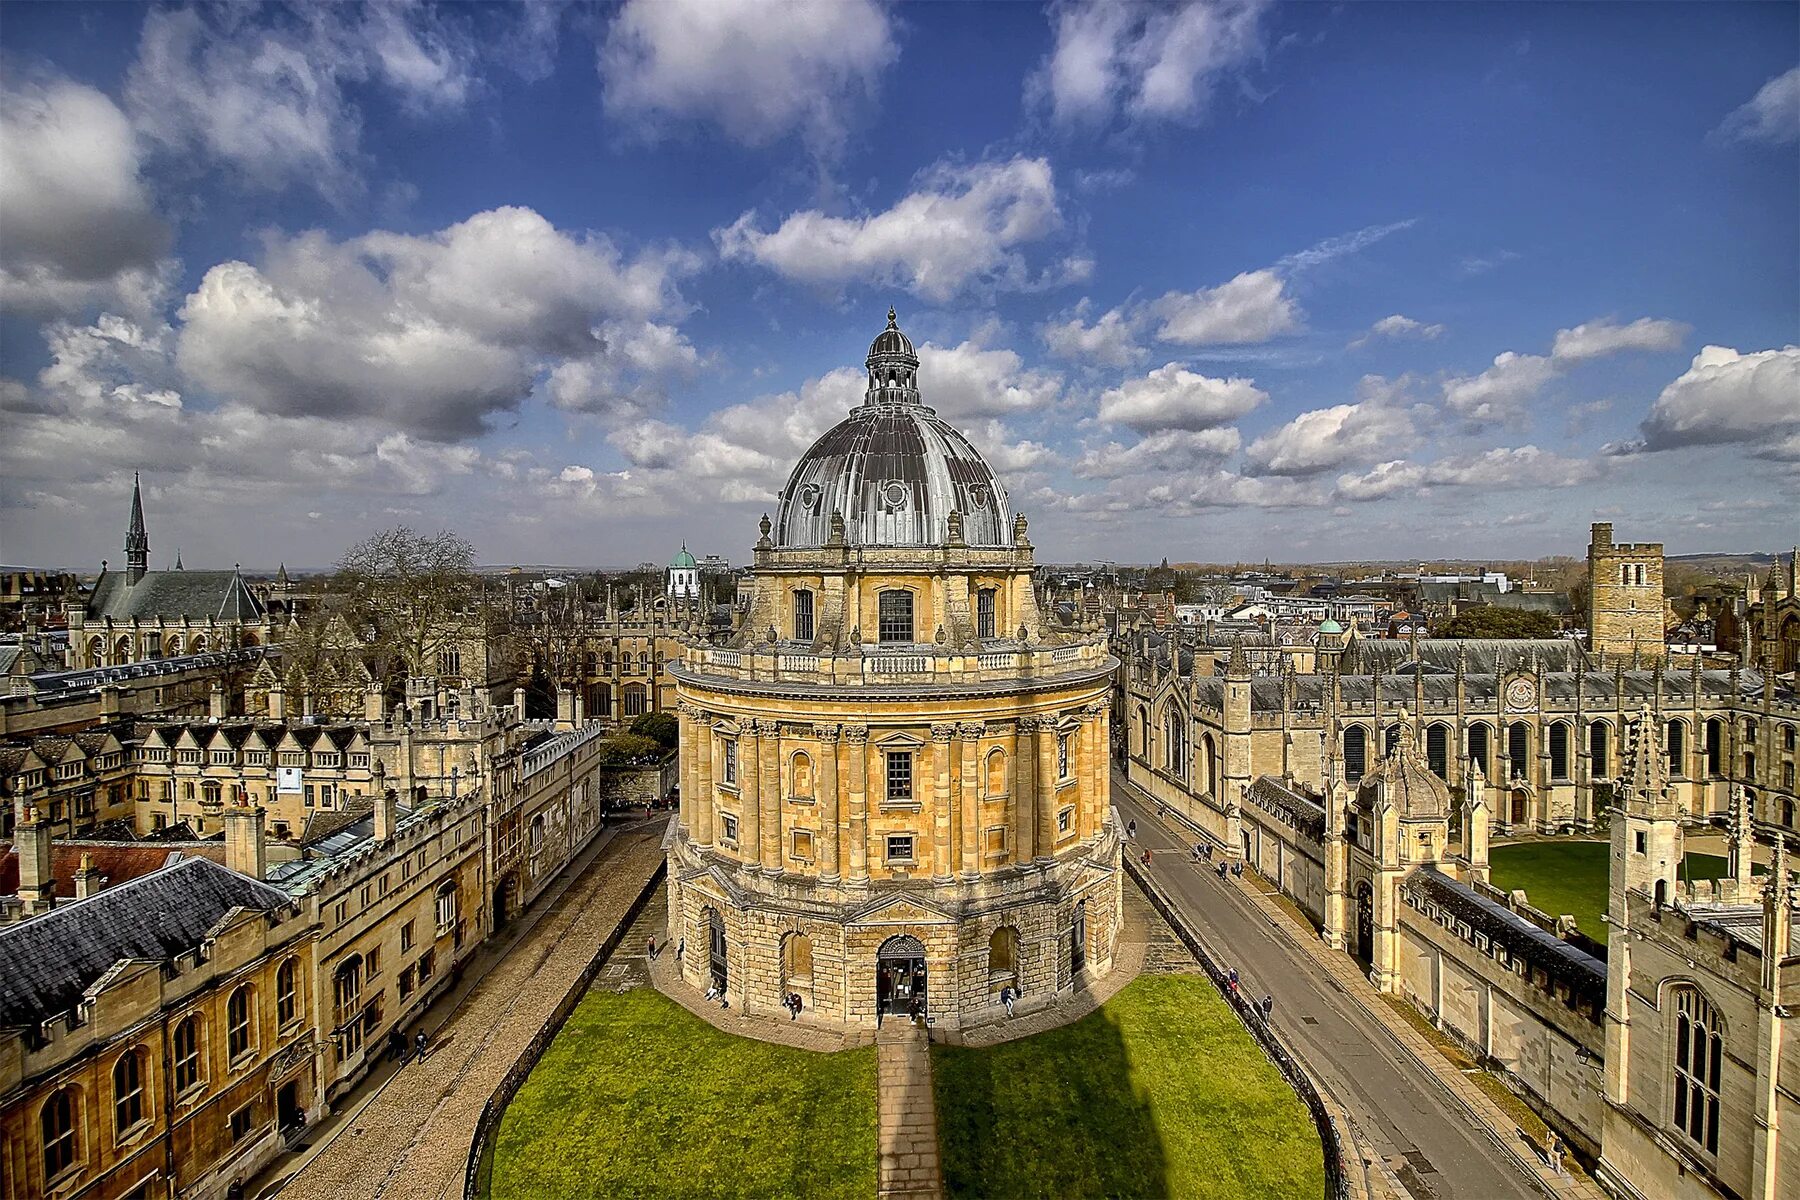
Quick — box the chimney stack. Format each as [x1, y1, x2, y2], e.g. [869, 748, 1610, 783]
[72, 853, 103, 899]
[224, 799, 266, 880]
[15, 804, 55, 914]
[209, 681, 227, 720]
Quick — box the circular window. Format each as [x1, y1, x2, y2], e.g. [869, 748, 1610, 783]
[882, 481, 909, 510]
[799, 482, 821, 510]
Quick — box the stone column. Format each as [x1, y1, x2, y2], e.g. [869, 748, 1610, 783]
[693, 706, 714, 847]
[740, 720, 761, 866]
[846, 726, 869, 882]
[760, 721, 782, 872]
[931, 724, 956, 880]
[816, 724, 841, 881]
[1036, 716, 1059, 862]
[1084, 704, 1106, 840]
[959, 722, 983, 877]
[1013, 718, 1037, 864]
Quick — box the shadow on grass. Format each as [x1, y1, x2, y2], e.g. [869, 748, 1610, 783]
[934, 1004, 1167, 1200]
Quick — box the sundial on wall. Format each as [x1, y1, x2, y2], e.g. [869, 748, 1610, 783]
[1504, 676, 1537, 712]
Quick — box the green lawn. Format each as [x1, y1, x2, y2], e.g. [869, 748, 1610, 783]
[488, 987, 877, 1199]
[1488, 842, 1734, 934]
[932, 974, 1325, 1199]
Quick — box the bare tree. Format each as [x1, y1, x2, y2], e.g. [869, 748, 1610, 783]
[335, 527, 482, 692]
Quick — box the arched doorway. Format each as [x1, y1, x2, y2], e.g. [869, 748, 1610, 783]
[1353, 882, 1374, 970]
[706, 909, 728, 994]
[493, 873, 519, 927]
[1511, 787, 1530, 827]
[876, 934, 927, 1019]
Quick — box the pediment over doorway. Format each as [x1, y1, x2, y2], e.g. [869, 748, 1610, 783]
[849, 891, 956, 926]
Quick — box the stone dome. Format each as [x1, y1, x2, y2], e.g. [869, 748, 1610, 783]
[773, 311, 1012, 549]
[1357, 721, 1450, 819]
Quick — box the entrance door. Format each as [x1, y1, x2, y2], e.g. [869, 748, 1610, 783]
[277, 1081, 302, 1134]
[1071, 901, 1087, 976]
[707, 910, 728, 993]
[1511, 789, 1529, 826]
[876, 935, 928, 1018]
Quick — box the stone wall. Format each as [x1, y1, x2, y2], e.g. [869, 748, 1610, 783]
[596, 756, 678, 808]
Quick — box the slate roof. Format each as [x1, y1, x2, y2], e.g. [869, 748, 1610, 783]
[1405, 866, 1607, 1006]
[87, 568, 264, 623]
[0, 857, 291, 1029]
[1182, 668, 1758, 713]
[300, 797, 376, 848]
[1341, 638, 1591, 675]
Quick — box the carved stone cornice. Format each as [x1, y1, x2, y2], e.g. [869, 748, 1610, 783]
[843, 725, 869, 745]
[812, 723, 841, 741]
[957, 722, 986, 739]
[931, 724, 958, 743]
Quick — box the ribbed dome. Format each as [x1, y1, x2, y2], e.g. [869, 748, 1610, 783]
[773, 310, 1011, 549]
[1357, 722, 1450, 818]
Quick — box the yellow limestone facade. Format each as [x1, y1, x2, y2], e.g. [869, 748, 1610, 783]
[665, 313, 1121, 1029]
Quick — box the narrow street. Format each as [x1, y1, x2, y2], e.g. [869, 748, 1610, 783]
[1114, 778, 1550, 1200]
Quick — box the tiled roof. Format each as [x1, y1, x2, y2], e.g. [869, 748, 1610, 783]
[0, 842, 228, 897]
[87, 569, 264, 623]
[0, 857, 290, 1029]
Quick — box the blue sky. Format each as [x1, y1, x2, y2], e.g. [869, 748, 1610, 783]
[1, 1, 1795, 571]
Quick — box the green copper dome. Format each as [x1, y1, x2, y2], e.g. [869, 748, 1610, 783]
[671, 545, 697, 569]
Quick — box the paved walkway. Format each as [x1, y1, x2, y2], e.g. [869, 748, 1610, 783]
[260, 820, 666, 1200]
[876, 1022, 944, 1200]
[1116, 773, 1601, 1200]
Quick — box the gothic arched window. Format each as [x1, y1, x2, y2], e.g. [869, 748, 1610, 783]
[1162, 708, 1186, 778]
[113, 1047, 146, 1137]
[1672, 987, 1722, 1155]
[1344, 725, 1367, 783]
[41, 1086, 77, 1179]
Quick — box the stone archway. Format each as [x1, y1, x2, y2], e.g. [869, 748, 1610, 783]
[876, 934, 927, 1019]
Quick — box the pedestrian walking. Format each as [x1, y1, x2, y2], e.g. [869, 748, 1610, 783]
[414, 1031, 428, 1062]
[647, 936, 658, 960]
[1127, 818, 1138, 840]
[1191, 842, 1203, 864]
[1000, 985, 1016, 1017]
[1260, 994, 1274, 1020]
[792, 993, 803, 1019]
[676, 938, 685, 962]
[386, 1029, 406, 1063]
[705, 983, 719, 1002]
[1142, 848, 1153, 866]
[1217, 861, 1228, 880]
[1233, 861, 1244, 878]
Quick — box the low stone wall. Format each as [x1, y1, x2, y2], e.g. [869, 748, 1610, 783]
[596, 755, 678, 807]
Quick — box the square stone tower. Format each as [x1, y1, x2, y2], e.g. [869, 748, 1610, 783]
[1587, 522, 1664, 661]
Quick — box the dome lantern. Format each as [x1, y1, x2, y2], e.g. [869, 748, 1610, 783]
[863, 306, 920, 406]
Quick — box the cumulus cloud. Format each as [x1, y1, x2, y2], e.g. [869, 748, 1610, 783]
[0, 79, 172, 318]
[1335, 445, 1598, 501]
[175, 206, 697, 438]
[1607, 345, 1800, 457]
[1713, 66, 1800, 146]
[601, 0, 897, 151]
[1076, 428, 1241, 478]
[1443, 315, 1688, 425]
[1096, 362, 1267, 432]
[715, 157, 1068, 302]
[125, 5, 482, 200]
[1041, 300, 1144, 367]
[1151, 269, 1298, 345]
[1245, 376, 1417, 476]
[1028, 0, 1268, 129]
[1348, 313, 1444, 349]
[917, 337, 1063, 420]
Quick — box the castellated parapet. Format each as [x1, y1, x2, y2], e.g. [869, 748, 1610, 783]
[1587, 521, 1665, 661]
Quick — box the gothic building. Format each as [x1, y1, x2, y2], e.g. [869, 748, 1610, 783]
[1587, 522, 1666, 662]
[665, 311, 1121, 1028]
[1747, 550, 1800, 675]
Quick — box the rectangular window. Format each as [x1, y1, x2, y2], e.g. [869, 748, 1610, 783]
[984, 826, 1007, 854]
[1635, 831, 1647, 853]
[886, 834, 915, 863]
[720, 811, 739, 844]
[878, 590, 914, 643]
[401, 921, 415, 952]
[721, 739, 737, 785]
[791, 829, 814, 861]
[885, 750, 914, 803]
[399, 965, 415, 998]
[1058, 807, 1074, 835]
[230, 1104, 255, 1144]
[1058, 734, 1072, 780]
[418, 949, 434, 981]
[793, 589, 814, 642]
[977, 589, 996, 639]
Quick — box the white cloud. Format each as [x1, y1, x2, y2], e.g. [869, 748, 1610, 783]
[716, 157, 1066, 302]
[125, 5, 483, 200]
[1041, 301, 1144, 367]
[1029, 0, 1268, 129]
[1444, 315, 1688, 425]
[175, 206, 697, 437]
[1550, 316, 1689, 362]
[1245, 377, 1417, 476]
[1713, 66, 1800, 146]
[0, 79, 172, 318]
[1335, 445, 1598, 501]
[1151, 269, 1298, 345]
[917, 337, 1063, 420]
[1076, 428, 1241, 478]
[601, 0, 897, 151]
[1096, 362, 1267, 432]
[1348, 313, 1444, 349]
[1613, 345, 1800, 455]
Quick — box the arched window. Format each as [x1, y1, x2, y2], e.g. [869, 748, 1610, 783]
[878, 590, 914, 643]
[782, 932, 813, 988]
[113, 1047, 146, 1136]
[227, 985, 254, 1060]
[1783, 723, 1796, 751]
[1705, 719, 1723, 777]
[1162, 707, 1187, 778]
[623, 682, 647, 716]
[41, 1087, 77, 1179]
[988, 926, 1020, 985]
[1782, 797, 1795, 827]
[1425, 724, 1449, 779]
[985, 748, 1006, 796]
[173, 1016, 201, 1092]
[792, 589, 814, 642]
[1507, 722, 1530, 780]
[1384, 724, 1401, 758]
[1549, 723, 1570, 780]
[1136, 705, 1150, 757]
[191, 634, 208, 653]
[1672, 987, 1722, 1155]
[277, 959, 299, 1026]
[438, 648, 462, 677]
[1590, 722, 1610, 779]
[1667, 721, 1687, 777]
[114, 635, 132, 663]
[1344, 726, 1367, 783]
[1468, 723, 1490, 776]
[790, 751, 814, 799]
[976, 588, 997, 640]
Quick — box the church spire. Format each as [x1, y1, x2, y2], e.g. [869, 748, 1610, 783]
[126, 472, 149, 585]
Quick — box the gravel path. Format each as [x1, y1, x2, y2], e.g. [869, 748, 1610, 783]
[273, 825, 666, 1200]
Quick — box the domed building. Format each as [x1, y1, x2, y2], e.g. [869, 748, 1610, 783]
[665, 310, 1121, 1028]
[667, 545, 700, 600]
